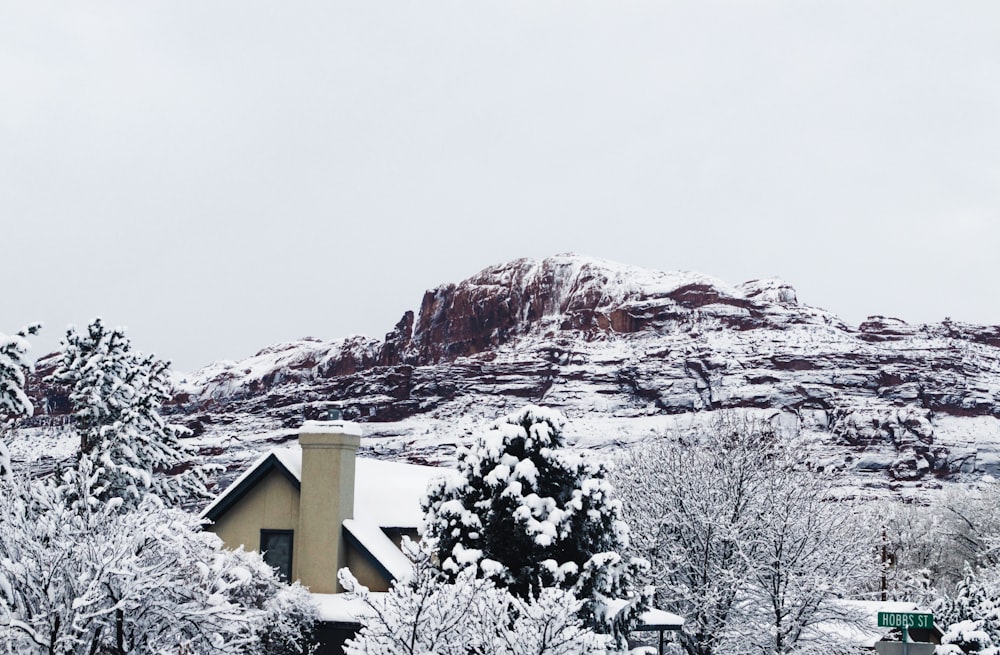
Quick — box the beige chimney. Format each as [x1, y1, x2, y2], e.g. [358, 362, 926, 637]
[296, 419, 361, 593]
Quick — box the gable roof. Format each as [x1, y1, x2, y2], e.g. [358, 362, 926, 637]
[201, 452, 301, 522]
[201, 447, 447, 528]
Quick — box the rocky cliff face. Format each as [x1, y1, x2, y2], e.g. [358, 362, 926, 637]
[21, 254, 1000, 493]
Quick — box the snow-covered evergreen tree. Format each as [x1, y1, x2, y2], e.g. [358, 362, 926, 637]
[940, 621, 996, 655]
[0, 324, 38, 422]
[421, 405, 649, 643]
[54, 318, 214, 507]
[339, 538, 607, 655]
[0, 324, 40, 480]
[0, 322, 315, 654]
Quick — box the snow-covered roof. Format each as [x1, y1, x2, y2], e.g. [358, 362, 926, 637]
[605, 599, 684, 631]
[343, 519, 413, 582]
[355, 458, 449, 527]
[201, 445, 448, 528]
[636, 607, 686, 631]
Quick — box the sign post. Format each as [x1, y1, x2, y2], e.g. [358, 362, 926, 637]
[877, 612, 934, 655]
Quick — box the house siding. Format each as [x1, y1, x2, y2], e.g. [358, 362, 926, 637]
[345, 543, 392, 592]
[209, 468, 302, 581]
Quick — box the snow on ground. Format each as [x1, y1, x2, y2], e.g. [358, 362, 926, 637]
[6, 424, 77, 466]
[15, 401, 999, 507]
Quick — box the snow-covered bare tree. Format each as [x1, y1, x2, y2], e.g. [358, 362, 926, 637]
[339, 538, 607, 655]
[0, 456, 316, 655]
[616, 415, 876, 655]
[740, 452, 876, 655]
[421, 405, 649, 643]
[877, 478, 1000, 655]
[930, 486, 1000, 655]
[54, 318, 214, 507]
[615, 416, 774, 655]
[856, 475, 1000, 620]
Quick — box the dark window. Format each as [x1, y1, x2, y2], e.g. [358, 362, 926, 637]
[260, 529, 293, 582]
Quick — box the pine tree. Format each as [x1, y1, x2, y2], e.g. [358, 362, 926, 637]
[421, 405, 649, 642]
[0, 324, 39, 421]
[54, 318, 214, 508]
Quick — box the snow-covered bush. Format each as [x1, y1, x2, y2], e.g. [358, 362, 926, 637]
[939, 620, 996, 655]
[937, 566, 1000, 655]
[55, 318, 216, 508]
[222, 545, 319, 655]
[421, 405, 649, 643]
[504, 585, 611, 655]
[339, 538, 608, 655]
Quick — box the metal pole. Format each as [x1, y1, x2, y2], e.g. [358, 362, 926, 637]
[903, 624, 909, 655]
[658, 630, 664, 655]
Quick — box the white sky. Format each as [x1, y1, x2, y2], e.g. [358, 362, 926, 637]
[3, 1, 999, 372]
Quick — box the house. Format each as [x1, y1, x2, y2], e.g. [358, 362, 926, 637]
[201, 419, 445, 652]
[201, 418, 684, 654]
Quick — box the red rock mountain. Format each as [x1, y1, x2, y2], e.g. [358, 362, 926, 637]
[25, 254, 1000, 492]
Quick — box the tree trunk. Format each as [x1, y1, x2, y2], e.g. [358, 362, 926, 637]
[116, 608, 124, 654]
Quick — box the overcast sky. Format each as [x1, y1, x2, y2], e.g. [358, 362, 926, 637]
[3, 1, 999, 372]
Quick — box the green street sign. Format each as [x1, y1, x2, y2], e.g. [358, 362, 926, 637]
[878, 612, 934, 630]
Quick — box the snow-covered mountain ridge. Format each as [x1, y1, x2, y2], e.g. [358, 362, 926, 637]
[23, 254, 1000, 495]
